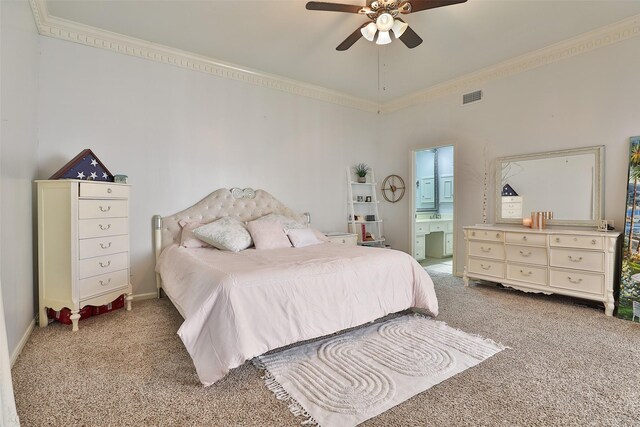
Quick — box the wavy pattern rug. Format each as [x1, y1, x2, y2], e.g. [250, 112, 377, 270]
[255, 315, 506, 426]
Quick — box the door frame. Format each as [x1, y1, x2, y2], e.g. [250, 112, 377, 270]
[410, 142, 460, 276]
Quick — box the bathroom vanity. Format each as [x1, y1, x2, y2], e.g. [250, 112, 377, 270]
[415, 216, 453, 260]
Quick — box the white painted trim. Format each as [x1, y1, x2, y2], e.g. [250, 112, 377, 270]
[28, 0, 379, 113]
[383, 13, 640, 113]
[132, 292, 158, 301]
[27, 1, 640, 113]
[10, 318, 35, 367]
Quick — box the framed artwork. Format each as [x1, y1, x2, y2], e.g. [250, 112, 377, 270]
[619, 136, 640, 322]
[49, 149, 114, 182]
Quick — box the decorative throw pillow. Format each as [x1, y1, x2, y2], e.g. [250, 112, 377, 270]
[287, 228, 323, 248]
[178, 219, 211, 248]
[258, 213, 306, 231]
[193, 217, 252, 252]
[311, 228, 331, 243]
[246, 219, 292, 250]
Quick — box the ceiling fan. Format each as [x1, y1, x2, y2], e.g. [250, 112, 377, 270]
[306, 0, 467, 51]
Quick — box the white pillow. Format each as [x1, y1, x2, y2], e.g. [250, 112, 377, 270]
[287, 228, 323, 248]
[193, 217, 252, 252]
[246, 219, 292, 250]
[311, 228, 331, 243]
[258, 213, 306, 231]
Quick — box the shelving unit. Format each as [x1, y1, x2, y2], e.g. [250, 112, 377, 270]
[347, 167, 385, 247]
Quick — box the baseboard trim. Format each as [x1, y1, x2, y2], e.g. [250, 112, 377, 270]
[132, 292, 158, 301]
[10, 318, 35, 367]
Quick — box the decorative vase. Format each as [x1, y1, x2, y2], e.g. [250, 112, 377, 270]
[357, 176, 366, 183]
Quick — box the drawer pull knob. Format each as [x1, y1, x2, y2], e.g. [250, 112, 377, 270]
[107, 188, 112, 194]
[555, 238, 560, 243]
[472, 232, 476, 236]
[99, 224, 111, 231]
[100, 242, 112, 249]
[99, 278, 111, 286]
[567, 255, 583, 262]
[496, 233, 500, 238]
[519, 250, 532, 257]
[480, 247, 492, 253]
[522, 236, 527, 241]
[567, 276, 583, 284]
[573, 237, 578, 241]
[520, 270, 532, 277]
[480, 264, 491, 270]
[99, 206, 111, 212]
[591, 239, 597, 245]
[99, 260, 111, 268]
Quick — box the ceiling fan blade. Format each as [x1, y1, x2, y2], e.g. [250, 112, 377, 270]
[397, 21, 423, 48]
[306, 2, 364, 13]
[336, 25, 365, 51]
[405, 0, 467, 13]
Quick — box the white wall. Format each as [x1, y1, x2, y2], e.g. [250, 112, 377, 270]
[37, 37, 379, 296]
[0, 0, 40, 357]
[378, 36, 640, 274]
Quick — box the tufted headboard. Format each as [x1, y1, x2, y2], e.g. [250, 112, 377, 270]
[152, 188, 306, 292]
[154, 187, 305, 253]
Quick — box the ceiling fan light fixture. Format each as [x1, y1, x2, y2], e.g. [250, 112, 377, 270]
[361, 22, 378, 42]
[376, 30, 392, 45]
[397, 2, 411, 14]
[375, 12, 394, 32]
[391, 19, 408, 38]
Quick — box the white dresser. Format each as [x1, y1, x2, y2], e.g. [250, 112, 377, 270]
[37, 180, 133, 331]
[463, 225, 620, 316]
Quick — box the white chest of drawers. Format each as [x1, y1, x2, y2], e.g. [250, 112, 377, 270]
[501, 196, 523, 219]
[37, 180, 133, 331]
[463, 225, 620, 316]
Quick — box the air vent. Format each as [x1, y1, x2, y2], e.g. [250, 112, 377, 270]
[463, 90, 483, 105]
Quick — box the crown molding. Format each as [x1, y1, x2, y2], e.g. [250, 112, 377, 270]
[28, 0, 380, 113]
[28, 0, 640, 115]
[382, 13, 640, 113]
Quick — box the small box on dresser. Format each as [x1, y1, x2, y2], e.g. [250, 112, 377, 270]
[36, 180, 133, 331]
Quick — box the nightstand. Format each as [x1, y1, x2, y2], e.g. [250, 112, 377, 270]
[325, 232, 358, 246]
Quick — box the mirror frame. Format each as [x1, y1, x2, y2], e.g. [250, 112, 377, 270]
[495, 146, 604, 227]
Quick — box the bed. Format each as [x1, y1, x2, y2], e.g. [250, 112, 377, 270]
[153, 188, 438, 386]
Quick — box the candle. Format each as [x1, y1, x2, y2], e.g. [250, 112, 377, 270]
[522, 218, 532, 228]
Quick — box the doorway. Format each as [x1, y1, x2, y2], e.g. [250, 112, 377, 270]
[411, 145, 455, 275]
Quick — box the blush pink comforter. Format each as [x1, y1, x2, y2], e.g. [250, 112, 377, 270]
[156, 243, 438, 386]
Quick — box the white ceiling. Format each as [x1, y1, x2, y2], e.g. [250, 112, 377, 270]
[44, 0, 640, 103]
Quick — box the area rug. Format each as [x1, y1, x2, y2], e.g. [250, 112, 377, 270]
[254, 314, 506, 426]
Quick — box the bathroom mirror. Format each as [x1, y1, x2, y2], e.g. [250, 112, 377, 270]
[495, 146, 604, 226]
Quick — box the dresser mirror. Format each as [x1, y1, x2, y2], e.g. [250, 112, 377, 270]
[495, 146, 604, 226]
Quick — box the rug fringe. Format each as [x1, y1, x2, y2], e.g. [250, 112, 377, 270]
[411, 312, 511, 350]
[253, 357, 319, 426]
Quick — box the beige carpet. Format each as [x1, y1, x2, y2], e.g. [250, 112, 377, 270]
[12, 273, 640, 426]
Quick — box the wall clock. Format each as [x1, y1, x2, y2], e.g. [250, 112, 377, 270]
[381, 175, 406, 203]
